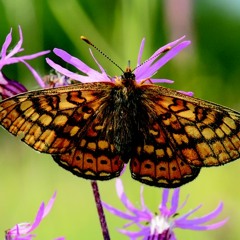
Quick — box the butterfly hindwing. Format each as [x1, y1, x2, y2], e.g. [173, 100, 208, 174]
[52, 118, 125, 180]
[130, 121, 201, 188]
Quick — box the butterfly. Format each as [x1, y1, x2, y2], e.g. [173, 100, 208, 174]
[0, 66, 240, 188]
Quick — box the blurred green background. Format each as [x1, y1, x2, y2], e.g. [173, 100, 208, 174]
[0, 0, 240, 239]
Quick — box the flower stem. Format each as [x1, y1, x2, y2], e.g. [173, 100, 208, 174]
[91, 180, 110, 240]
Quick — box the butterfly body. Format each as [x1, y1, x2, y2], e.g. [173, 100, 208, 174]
[0, 68, 240, 188]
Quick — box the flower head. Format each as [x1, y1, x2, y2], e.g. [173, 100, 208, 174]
[103, 179, 228, 240]
[5, 192, 64, 240]
[46, 36, 190, 86]
[0, 26, 50, 99]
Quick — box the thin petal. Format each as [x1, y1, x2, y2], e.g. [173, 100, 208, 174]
[136, 41, 190, 80]
[116, 179, 152, 219]
[25, 202, 45, 233]
[2, 50, 50, 66]
[151, 79, 174, 84]
[7, 26, 24, 58]
[20, 60, 45, 88]
[160, 189, 169, 210]
[102, 202, 137, 221]
[0, 28, 12, 59]
[177, 90, 194, 97]
[46, 58, 99, 83]
[169, 188, 180, 215]
[135, 36, 188, 79]
[89, 49, 109, 78]
[43, 191, 57, 218]
[53, 48, 109, 81]
[137, 38, 145, 66]
[177, 202, 224, 226]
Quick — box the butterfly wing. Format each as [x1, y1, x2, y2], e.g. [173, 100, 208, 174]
[0, 82, 113, 154]
[130, 84, 240, 187]
[52, 108, 124, 180]
[0, 82, 124, 180]
[130, 121, 201, 188]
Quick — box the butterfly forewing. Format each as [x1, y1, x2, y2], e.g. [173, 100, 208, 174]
[0, 83, 113, 154]
[142, 85, 240, 167]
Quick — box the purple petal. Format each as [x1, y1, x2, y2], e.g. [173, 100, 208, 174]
[137, 38, 145, 66]
[119, 226, 150, 239]
[136, 41, 190, 81]
[177, 90, 194, 97]
[0, 28, 12, 59]
[26, 203, 45, 233]
[52, 48, 110, 82]
[160, 189, 169, 210]
[102, 201, 138, 221]
[169, 188, 180, 215]
[174, 202, 228, 230]
[135, 36, 188, 80]
[150, 79, 174, 84]
[42, 191, 57, 218]
[7, 26, 24, 58]
[0, 72, 27, 99]
[116, 179, 152, 219]
[89, 49, 109, 78]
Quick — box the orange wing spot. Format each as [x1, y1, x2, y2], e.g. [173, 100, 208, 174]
[38, 114, 53, 126]
[156, 161, 169, 179]
[10, 116, 25, 134]
[69, 126, 80, 136]
[220, 123, 232, 135]
[203, 156, 219, 165]
[185, 125, 202, 139]
[20, 100, 32, 111]
[30, 112, 40, 122]
[139, 159, 155, 178]
[196, 142, 214, 160]
[202, 127, 216, 140]
[224, 116, 237, 129]
[87, 142, 97, 151]
[177, 110, 196, 120]
[58, 93, 78, 110]
[53, 115, 68, 126]
[181, 148, 200, 163]
[98, 140, 109, 150]
[215, 128, 225, 138]
[83, 153, 97, 173]
[155, 149, 165, 158]
[143, 145, 154, 154]
[19, 120, 33, 133]
[173, 133, 189, 145]
[24, 125, 42, 143]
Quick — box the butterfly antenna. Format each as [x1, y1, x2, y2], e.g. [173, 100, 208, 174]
[81, 36, 124, 73]
[132, 45, 171, 72]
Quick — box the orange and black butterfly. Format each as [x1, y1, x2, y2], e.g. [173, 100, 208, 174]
[1, 36, 240, 188]
[0, 66, 240, 188]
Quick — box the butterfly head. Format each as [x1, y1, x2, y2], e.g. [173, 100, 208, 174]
[119, 67, 136, 87]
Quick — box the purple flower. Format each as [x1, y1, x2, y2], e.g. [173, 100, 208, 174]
[102, 179, 228, 240]
[5, 192, 64, 240]
[46, 36, 192, 91]
[0, 26, 50, 99]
